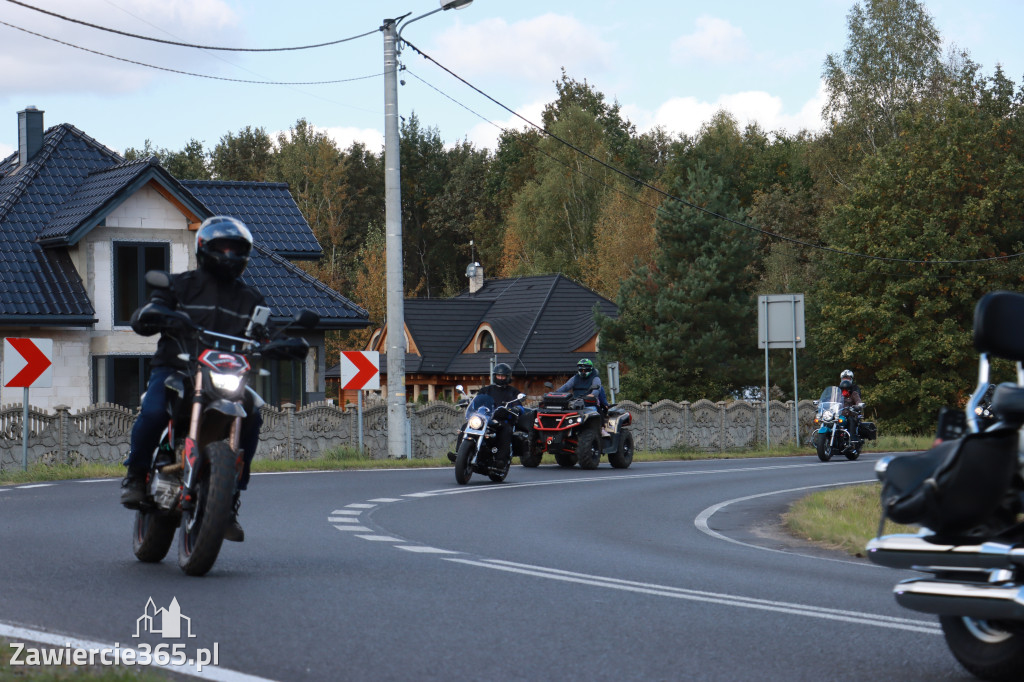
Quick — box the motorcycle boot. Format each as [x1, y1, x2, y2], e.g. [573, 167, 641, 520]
[120, 469, 147, 509]
[224, 491, 245, 542]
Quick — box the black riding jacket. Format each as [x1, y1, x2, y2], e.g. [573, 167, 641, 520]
[133, 268, 266, 370]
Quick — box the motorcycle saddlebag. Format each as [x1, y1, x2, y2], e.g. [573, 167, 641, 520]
[859, 421, 877, 441]
[881, 427, 1018, 534]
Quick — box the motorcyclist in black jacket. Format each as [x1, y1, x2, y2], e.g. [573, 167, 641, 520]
[120, 216, 265, 543]
[474, 363, 520, 466]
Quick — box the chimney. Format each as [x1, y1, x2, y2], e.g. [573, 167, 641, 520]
[466, 261, 484, 294]
[18, 106, 44, 166]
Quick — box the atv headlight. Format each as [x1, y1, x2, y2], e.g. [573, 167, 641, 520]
[468, 414, 486, 430]
[822, 410, 834, 421]
[210, 372, 243, 395]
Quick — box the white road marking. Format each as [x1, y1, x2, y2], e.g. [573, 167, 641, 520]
[396, 546, 459, 554]
[0, 622, 276, 681]
[355, 535, 403, 542]
[403, 462, 846, 499]
[445, 558, 941, 635]
[327, 517, 362, 523]
[367, 498, 402, 503]
[15, 483, 55, 489]
[694, 481, 877, 566]
[332, 525, 372, 532]
[345, 503, 376, 509]
[330, 509, 361, 515]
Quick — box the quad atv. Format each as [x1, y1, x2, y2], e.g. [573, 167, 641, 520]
[522, 392, 634, 470]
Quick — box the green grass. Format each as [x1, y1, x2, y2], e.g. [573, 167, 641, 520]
[784, 482, 920, 557]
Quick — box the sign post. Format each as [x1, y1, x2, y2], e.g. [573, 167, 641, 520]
[340, 351, 381, 457]
[606, 362, 620, 404]
[757, 296, 805, 447]
[3, 338, 54, 470]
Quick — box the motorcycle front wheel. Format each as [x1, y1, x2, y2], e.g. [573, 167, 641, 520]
[177, 440, 236, 576]
[815, 434, 833, 462]
[940, 615, 1024, 682]
[454, 439, 475, 485]
[132, 507, 177, 563]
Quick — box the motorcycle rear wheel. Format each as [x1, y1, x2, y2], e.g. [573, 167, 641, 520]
[608, 429, 634, 469]
[520, 443, 543, 468]
[132, 507, 177, 563]
[454, 440, 475, 485]
[177, 440, 236, 576]
[940, 615, 1024, 682]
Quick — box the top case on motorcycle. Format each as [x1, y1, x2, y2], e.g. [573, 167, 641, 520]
[881, 427, 1019, 535]
[974, 290, 1024, 360]
[990, 382, 1024, 425]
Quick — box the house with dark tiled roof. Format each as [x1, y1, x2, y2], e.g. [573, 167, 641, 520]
[0, 106, 368, 412]
[327, 263, 618, 404]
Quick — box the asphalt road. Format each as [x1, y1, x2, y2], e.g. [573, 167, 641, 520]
[0, 455, 975, 681]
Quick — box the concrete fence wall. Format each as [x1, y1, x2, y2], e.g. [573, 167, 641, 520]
[0, 398, 818, 471]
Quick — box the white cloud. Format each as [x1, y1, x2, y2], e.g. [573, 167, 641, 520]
[671, 16, 750, 64]
[464, 100, 547, 151]
[0, 0, 240, 92]
[0, 142, 14, 159]
[322, 126, 384, 153]
[431, 14, 613, 86]
[627, 81, 827, 139]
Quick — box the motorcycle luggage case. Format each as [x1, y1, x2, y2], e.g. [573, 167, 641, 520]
[859, 421, 877, 440]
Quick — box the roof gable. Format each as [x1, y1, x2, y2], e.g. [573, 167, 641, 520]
[38, 158, 207, 246]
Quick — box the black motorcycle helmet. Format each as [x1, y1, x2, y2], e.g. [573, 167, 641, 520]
[195, 215, 253, 282]
[839, 379, 853, 391]
[493, 363, 512, 387]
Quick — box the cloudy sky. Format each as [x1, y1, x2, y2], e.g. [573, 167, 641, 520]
[1, 0, 1022, 158]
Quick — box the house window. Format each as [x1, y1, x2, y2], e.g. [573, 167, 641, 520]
[93, 356, 151, 410]
[477, 330, 494, 352]
[250, 357, 307, 408]
[114, 243, 169, 326]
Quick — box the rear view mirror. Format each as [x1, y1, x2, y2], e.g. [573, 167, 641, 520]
[145, 270, 171, 290]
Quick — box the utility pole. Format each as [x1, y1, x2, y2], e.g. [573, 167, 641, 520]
[382, 16, 408, 459]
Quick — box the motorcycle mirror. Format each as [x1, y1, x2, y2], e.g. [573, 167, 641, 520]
[517, 393, 526, 401]
[145, 270, 171, 290]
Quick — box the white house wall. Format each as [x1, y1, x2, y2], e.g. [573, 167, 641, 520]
[0, 185, 194, 412]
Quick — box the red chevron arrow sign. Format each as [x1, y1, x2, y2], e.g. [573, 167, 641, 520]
[340, 350, 380, 390]
[3, 337, 53, 389]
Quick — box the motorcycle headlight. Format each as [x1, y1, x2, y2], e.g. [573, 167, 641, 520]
[468, 414, 486, 430]
[210, 372, 244, 395]
[822, 410, 834, 421]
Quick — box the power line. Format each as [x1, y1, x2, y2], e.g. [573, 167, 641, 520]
[0, 20, 382, 85]
[401, 37, 1024, 267]
[5, 0, 377, 51]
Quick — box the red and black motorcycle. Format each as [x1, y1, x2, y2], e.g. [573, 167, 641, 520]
[131, 270, 317, 576]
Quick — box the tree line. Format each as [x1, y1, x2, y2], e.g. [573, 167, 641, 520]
[126, 0, 1024, 432]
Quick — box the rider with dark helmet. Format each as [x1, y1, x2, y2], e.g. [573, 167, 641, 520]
[474, 363, 521, 466]
[120, 216, 265, 543]
[557, 358, 609, 412]
[840, 374, 864, 453]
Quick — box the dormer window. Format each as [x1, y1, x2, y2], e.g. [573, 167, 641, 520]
[477, 329, 494, 352]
